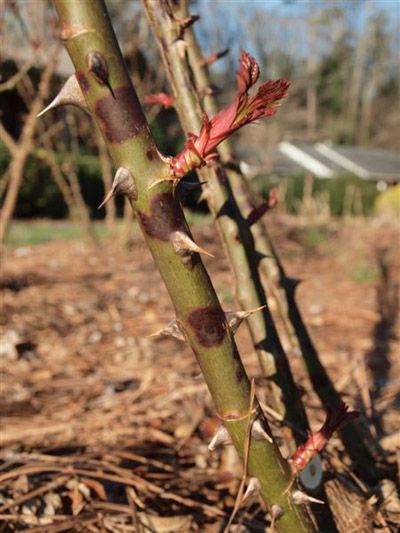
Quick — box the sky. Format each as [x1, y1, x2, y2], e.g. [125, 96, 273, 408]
[193, 0, 399, 70]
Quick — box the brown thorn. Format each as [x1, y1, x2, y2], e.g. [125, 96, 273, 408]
[37, 74, 89, 117]
[172, 15, 200, 41]
[171, 231, 214, 258]
[98, 187, 115, 210]
[177, 15, 200, 31]
[147, 319, 185, 342]
[226, 305, 266, 334]
[200, 48, 230, 67]
[98, 167, 136, 209]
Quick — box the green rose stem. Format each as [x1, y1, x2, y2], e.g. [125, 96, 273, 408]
[142, 0, 309, 448]
[170, 0, 382, 483]
[48, 0, 314, 530]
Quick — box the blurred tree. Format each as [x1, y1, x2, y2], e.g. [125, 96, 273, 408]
[359, 12, 389, 142]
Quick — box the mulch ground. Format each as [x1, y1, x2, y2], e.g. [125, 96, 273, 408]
[1, 215, 399, 532]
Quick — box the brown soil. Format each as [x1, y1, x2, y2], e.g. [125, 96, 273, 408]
[1, 215, 399, 532]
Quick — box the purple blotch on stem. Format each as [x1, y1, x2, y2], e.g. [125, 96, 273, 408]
[94, 87, 146, 143]
[188, 305, 227, 347]
[137, 192, 186, 241]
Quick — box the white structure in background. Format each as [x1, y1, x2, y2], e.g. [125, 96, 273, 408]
[279, 142, 334, 178]
[315, 143, 371, 179]
[277, 141, 400, 184]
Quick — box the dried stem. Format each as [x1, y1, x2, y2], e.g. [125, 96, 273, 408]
[143, 0, 309, 447]
[50, 1, 314, 530]
[177, 0, 382, 482]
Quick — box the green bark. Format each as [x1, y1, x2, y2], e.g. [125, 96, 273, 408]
[51, 0, 315, 530]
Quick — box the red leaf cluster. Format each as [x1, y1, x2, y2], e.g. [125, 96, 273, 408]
[171, 51, 290, 178]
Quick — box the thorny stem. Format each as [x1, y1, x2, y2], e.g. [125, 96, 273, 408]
[143, 0, 309, 448]
[178, 0, 383, 482]
[52, 0, 314, 530]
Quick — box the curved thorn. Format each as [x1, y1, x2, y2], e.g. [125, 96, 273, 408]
[98, 187, 115, 210]
[98, 167, 137, 210]
[242, 477, 261, 503]
[251, 418, 273, 443]
[148, 176, 174, 190]
[271, 504, 284, 527]
[208, 425, 230, 451]
[171, 231, 214, 258]
[226, 305, 266, 334]
[200, 48, 230, 67]
[37, 74, 88, 118]
[147, 319, 185, 342]
[292, 490, 324, 505]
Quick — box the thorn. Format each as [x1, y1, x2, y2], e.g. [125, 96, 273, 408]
[172, 15, 200, 42]
[242, 477, 261, 503]
[171, 231, 214, 259]
[148, 175, 175, 190]
[292, 490, 324, 505]
[98, 167, 136, 209]
[177, 15, 200, 32]
[87, 51, 115, 98]
[251, 418, 273, 443]
[208, 425, 231, 451]
[147, 319, 185, 342]
[200, 48, 229, 67]
[175, 39, 189, 60]
[37, 74, 88, 117]
[98, 188, 115, 211]
[270, 504, 284, 528]
[226, 305, 266, 334]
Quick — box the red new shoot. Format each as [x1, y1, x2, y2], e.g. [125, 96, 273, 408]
[289, 402, 359, 473]
[170, 51, 290, 179]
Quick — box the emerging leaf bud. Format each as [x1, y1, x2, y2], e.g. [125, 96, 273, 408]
[170, 51, 290, 180]
[289, 402, 359, 473]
